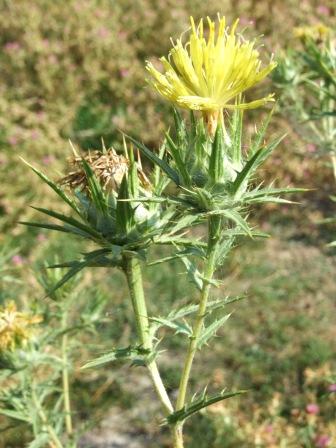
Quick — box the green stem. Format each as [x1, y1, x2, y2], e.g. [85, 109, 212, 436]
[124, 256, 173, 415]
[61, 315, 73, 438]
[172, 425, 184, 448]
[174, 216, 221, 445]
[31, 382, 64, 448]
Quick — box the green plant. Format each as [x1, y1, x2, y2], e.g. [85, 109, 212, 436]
[3, 17, 306, 448]
[0, 266, 108, 448]
[8, 14, 303, 448]
[274, 25, 336, 246]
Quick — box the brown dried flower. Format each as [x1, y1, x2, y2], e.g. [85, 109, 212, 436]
[61, 148, 151, 193]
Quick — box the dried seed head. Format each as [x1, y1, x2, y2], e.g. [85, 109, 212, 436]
[0, 302, 42, 352]
[61, 148, 151, 193]
[61, 148, 129, 193]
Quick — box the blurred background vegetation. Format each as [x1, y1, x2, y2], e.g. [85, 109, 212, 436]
[0, 0, 335, 447]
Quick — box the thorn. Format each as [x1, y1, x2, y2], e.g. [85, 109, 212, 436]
[69, 140, 79, 157]
[122, 135, 128, 159]
[101, 137, 107, 152]
[137, 148, 142, 169]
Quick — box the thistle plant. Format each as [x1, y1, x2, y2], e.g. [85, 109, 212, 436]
[273, 24, 336, 245]
[0, 268, 107, 448]
[20, 15, 301, 448]
[274, 24, 336, 177]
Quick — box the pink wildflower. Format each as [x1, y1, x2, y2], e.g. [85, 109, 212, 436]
[4, 41, 21, 52]
[8, 135, 19, 146]
[306, 143, 317, 153]
[316, 5, 330, 15]
[42, 155, 55, 165]
[306, 403, 320, 415]
[315, 435, 331, 447]
[11, 255, 24, 266]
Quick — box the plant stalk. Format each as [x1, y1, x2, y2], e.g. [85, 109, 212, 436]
[124, 256, 173, 415]
[31, 382, 64, 448]
[172, 424, 184, 448]
[61, 321, 73, 437]
[174, 216, 221, 445]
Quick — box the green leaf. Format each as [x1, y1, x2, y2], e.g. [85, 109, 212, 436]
[27, 434, 50, 448]
[197, 313, 231, 348]
[218, 209, 252, 237]
[116, 174, 133, 233]
[165, 389, 246, 424]
[230, 107, 243, 164]
[165, 132, 191, 185]
[0, 408, 30, 422]
[81, 158, 108, 215]
[21, 158, 81, 215]
[20, 221, 93, 238]
[244, 186, 307, 203]
[81, 345, 151, 369]
[209, 125, 225, 183]
[125, 134, 180, 185]
[31, 206, 101, 240]
[250, 110, 274, 155]
[232, 134, 285, 196]
[180, 257, 204, 290]
[45, 249, 112, 298]
[167, 296, 244, 322]
[149, 317, 192, 336]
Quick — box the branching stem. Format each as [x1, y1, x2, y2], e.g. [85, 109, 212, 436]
[124, 256, 173, 415]
[174, 216, 221, 447]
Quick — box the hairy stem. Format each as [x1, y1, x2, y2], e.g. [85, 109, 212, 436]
[124, 256, 173, 415]
[174, 216, 221, 444]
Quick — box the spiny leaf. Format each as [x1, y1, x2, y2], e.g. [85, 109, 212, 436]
[116, 173, 133, 233]
[0, 409, 30, 422]
[81, 158, 108, 215]
[232, 134, 285, 196]
[230, 107, 243, 164]
[180, 257, 203, 290]
[209, 125, 225, 183]
[21, 158, 81, 215]
[45, 249, 112, 298]
[218, 209, 252, 237]
[125, 134, 180, 185]
[165, 132, 190, 183]
[250, 110, 274, 155]
[197, 313, 231, 349]
[27, 434, 50, 448]
[81, 345, 151, 369]
[149, 317, 192, 336]
[20, 221, 93, 238]
[31, 206, 101, 240]
[165, 389, 246, 424]
[167, 296, 244, 322]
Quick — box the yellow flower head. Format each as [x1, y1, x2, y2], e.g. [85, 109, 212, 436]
[0, 301, 42, 352]
[293, 24, 331, 42]
[146, 15, 276, 114]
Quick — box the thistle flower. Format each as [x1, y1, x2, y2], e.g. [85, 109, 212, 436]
[146, 15, 276, 133]
[0, 302, 42, 352]
[61, 147, 150, 193]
